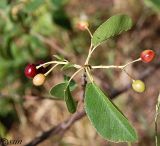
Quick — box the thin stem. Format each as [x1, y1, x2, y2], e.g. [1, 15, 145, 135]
[36, 61, 81, 69]
[122, 69, 135, 81]
[86, 27, 93, 38]
[44, 64, 59, 76]
[85, 67, 94, 83]
[92, 58, 142, 70]
[127, 142, 132, 146]
[85, 46, 96, 65]
[121, 58, 141, 69]
[155, 93, 160, 146]
[88, 42, 93, 54]
[36, 61, 67, 69]
[68, 68, 84, 85]
[92, 65, 122, 69]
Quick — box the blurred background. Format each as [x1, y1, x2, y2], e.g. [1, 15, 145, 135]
[0, 0, 160, 146]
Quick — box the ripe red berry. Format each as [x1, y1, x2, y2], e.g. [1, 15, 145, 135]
[140, 50, 155, 63]
[24, 64, 37, 78]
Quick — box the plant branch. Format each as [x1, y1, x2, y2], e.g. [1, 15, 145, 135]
[24, 63, 160, 146]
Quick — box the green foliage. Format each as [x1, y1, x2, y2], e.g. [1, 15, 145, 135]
[50, 76, 77, 100]
[50, 83, 68, 100]
[63, 75, 77, 90]
[0, 98, 15, 117]
[0, 1, 49, 89]
[144, 0, 160, 11]
[50, 75, 77, 113]
[53, 55, 65, 61]
[64, 86, 77, 113]
[61, 63, 75, 70]
[0, 1, 7, 9]
[51, 0, 68, 8]
[92, 14, 132, 46]
[0, 122, 6, 137]
[0, 97, 18, 135]
[85, 83, 138, 142]
[24, 0, 44, 13]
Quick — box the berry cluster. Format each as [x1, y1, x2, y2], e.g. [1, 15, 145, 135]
[131, 49, 155, 92]
[24, 62, 46, 86]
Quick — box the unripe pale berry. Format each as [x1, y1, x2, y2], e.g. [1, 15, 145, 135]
[76, 21, 89, 31]
[25, 64, 37, 78]
[132, 80, 145, 93]
[33, 74, 45, 86]
[140, 50, 155, 63]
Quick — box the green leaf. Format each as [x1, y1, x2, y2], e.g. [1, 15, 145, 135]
[144, 0, 160, 11]
[0, 1, 7, 9]
[49, 79, 77, 100]
[92, 14, 132, 46]
[51, 0, 68, 8]
[61, 63, 74, 71]
[50, 82, 67, 100]
[64, 86, 77, 113]
[64, 75, 77, 91]
[25, 0, 44, 13]
[53, 54, 65, 61]
[85, 83, 138, 142]
[0, 122, 6, 137]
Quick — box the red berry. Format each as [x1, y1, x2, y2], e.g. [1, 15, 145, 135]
[24, 64, 37, 78]
[140, 50, 155, 63]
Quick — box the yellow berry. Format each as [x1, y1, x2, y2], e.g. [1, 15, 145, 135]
[132, 80, 145, 93]
[33, 74, 45, 86]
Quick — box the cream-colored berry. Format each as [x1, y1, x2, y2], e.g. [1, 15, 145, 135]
[33, 74, 45, 86]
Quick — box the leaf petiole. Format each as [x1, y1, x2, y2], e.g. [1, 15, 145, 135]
[44, 64, 59, 76]
[67, 68, 84, 86]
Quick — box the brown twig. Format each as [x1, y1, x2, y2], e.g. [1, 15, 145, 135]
[24, 63, 160, 146]
[24, 110, 85, 146]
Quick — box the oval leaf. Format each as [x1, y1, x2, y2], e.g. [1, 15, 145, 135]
[50, 83, 67, 100]
[64, 86, 77, 113]
[49, 80, 77, 100]
[64, 75, 77, 90]
[92, 14, 132, 46]
[85, 83, 138, 142]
